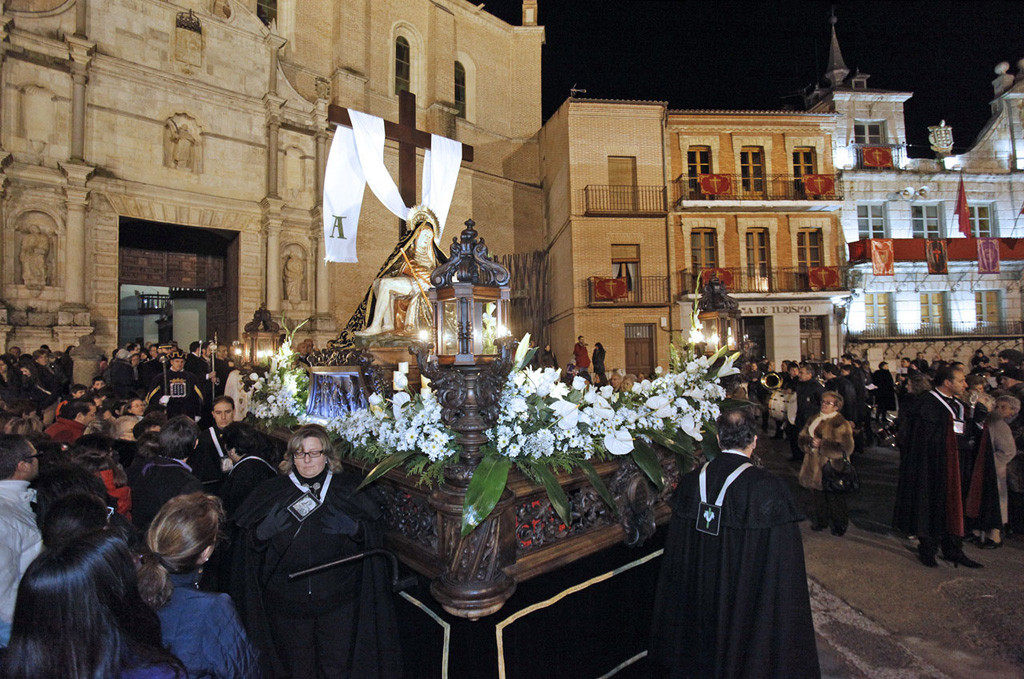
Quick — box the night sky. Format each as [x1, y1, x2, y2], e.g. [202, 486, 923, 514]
[482, 0, 1024, 157]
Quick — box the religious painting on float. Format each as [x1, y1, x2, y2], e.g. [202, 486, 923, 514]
[306, 368, 370, 418]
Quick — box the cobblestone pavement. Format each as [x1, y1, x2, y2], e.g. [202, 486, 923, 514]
[755, 429, 1024, 679]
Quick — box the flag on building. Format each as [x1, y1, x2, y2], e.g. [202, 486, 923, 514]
[925, 239, 948, 275]
[977, 238, 1000, 274]
[871, 239, 894, 276]
[953, 175, 971, 238]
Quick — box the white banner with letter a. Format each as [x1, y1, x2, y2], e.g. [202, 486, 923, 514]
[322, 110, 462, 263]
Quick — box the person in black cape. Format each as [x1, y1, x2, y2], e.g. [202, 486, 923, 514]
[231, 424, 401, 679]
[649, 406, 820, 679]
[892, 365, 982, 568]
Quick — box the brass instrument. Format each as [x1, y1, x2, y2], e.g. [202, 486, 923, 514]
[760, 372, 784, 390]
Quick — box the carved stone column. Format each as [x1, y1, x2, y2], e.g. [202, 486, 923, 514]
[264, 94, 284, 200]
[59, 162, 94, 308]
[261, 197, 284, 315]
[66, 36, 94, 162]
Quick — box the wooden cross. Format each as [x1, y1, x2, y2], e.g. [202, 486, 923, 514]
[327, 90, 474, 240]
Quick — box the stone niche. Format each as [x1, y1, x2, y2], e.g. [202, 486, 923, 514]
[14, 210, 58, 289]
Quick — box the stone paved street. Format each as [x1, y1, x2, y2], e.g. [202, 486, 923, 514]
[755, 430, 1024, 679]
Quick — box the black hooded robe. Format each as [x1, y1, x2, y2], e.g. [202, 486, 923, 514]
[231, 471, 402, 679]
[649, 452, 820, 679]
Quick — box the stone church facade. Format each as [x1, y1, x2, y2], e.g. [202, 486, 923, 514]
[0, 0, 544, 353]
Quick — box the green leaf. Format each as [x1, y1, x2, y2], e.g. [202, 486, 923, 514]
[356, 449, 417, 490]
[461, 455, 512, 537]
[631, 438, 665, 491]
[578, 459, 618, 516]
[530, 463, 572, 527]
[701, 420, 720, 460]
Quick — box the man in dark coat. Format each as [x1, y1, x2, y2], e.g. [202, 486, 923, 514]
[893, 365, 982, 569]
[790, 363, 824, 462]
[650, 406, 819, 679]
[872, 361, 897, 420]
[129, 415, 203, 530]
[187, 395, 236, 493]
[147, 349, 205, 420]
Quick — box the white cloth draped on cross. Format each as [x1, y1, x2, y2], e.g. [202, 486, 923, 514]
[321, 109, 462, 263]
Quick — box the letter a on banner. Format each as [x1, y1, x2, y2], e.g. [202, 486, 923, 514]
[322, 126, 365, 263]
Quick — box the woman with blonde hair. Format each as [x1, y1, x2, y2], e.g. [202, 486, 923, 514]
[234, 424, 401, 679]
[137, 492, 259, 679]
[798, 390, 855, 536]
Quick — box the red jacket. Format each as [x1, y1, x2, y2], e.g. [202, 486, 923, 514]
[44, 417, 86, 443]
[97, 469, 132, 520]
[573, 342, 591, 369]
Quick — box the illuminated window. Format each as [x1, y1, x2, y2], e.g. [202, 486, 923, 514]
[865, 292, 891, 329]
[612, 244, 640, 292]
[920, 292, 946, 326]
[797, 230, 823, 269]
[740, 147, 765, 194]
[691, 229, 718, 271]
[454, 61, 466, 118]
[969, 204, 995, 238]
[976, 290, 1001, 326]
[256, 0, 276, 26]
[857, 204, 887, 239]
[745, 229, 770, 290]
[395, 37, 411, 94]
[912, 204, 942, 239]
[853, 120, 886, 144]
[687, 146, 711, 197]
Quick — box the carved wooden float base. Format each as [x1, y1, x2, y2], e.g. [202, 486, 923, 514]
[353, 450, 679, 619]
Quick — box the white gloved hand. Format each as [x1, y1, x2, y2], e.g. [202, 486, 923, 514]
[159, 395, 170, 405]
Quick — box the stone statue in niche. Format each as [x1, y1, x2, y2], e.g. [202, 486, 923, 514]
[282, 250, 306, 302]
[163, 115, 202, 173]
[17, 212, 54, 288]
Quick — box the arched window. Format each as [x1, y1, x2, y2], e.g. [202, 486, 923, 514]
[454, 61, 467, 119]
[395, 37, 411, 94]
[256, 0, 277, 26]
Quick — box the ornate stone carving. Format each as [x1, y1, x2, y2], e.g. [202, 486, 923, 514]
[163, 114, 202, 173]
[15, 211, 56, 288]
[174, 10, 203, 72]
[211, 0, 231, 19]
[282, 247, 306, 303]
[315, 77, 331, 101]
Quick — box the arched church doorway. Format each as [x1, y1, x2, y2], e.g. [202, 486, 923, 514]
[118, 218, 239, 348]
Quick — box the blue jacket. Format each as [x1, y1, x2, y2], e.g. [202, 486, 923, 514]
[158, 572, 261, 679]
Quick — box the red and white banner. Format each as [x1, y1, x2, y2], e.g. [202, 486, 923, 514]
[871, 239, 895, 276]
[593, 277, 628, 301]
[808, 266, 840, 290]
[698, 174, 732, 196]
[861, 147, 894, 168]
[802, 174, 836, 196]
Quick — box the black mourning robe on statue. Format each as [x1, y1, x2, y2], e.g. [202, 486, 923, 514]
[231, 471, 401, 679]
[649, 452, 820, 679]
[893, 391, 965, 539]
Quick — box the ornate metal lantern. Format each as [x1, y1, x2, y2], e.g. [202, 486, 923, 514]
[696, 274, 741, 353]
[410, 219, 518, 619]
[242, 303, 282, 364]
[428, 219, 511, 365]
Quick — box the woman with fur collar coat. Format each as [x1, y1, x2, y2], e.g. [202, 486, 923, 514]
[798, 390, 855, 535]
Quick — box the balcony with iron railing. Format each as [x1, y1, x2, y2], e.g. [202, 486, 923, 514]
[847, 143, 907, 171]
[582, 185, 667, 216]
[677, 266, 851, 296]
[671, 173, 843, 205]
[848, 319, 1024, 341]
[586, 275, 671, 307]
[136, 293, 170, 315]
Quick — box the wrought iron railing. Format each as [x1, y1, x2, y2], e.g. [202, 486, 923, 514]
[677, 267, 850, 295]
[136, 293, 170, 315]
[582, 185, 667, 216]
[849, 144, 907, 170]
[671, 173, 842, 203]
[586, 276, 670, 307]
[848, 320, 1024, 340]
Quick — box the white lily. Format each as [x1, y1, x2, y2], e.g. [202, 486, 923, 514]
[392, 391, 411, 419]
[599, 385, 614, 400]
[716, 352, 741, 378]
[549, 399, 579, 430]
[549, 380, 569, 400]
[680, 412, 703, 440]
[645, 395, 675, 419]
[604, 429, 634, 455]
[572, 375, 588, 391]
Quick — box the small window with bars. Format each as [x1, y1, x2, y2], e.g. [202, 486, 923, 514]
[454, 61, 467, 118]
[395, 37, 411, 94]
[256, 0, 277, 26]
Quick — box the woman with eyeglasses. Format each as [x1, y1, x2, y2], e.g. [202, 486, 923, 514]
[797, 390, 855, 536]
[232, 424, 401, 679]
